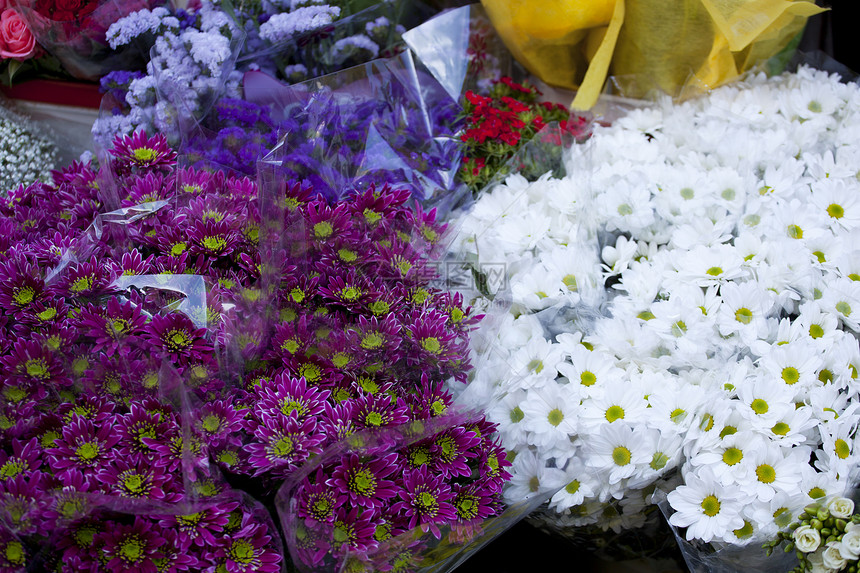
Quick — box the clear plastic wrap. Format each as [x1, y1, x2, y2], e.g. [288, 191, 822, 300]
[243, 49, 466, 213]
[17, 0, 161, 81]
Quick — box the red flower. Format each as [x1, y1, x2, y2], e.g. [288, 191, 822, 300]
[35, 0, 98, 21]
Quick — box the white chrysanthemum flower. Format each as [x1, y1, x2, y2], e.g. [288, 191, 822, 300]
[509, 264, 565, 311]
[766, 405, 818, 447]
[646, 381, 705, 433]
[556, 343, 626, 400]
[736, 375, 796, 427]
[814, 421, 858, 479]
[750, 491, 806, 540]
[667, 467, 749, 543]
[758, 341, 824, 399]
[487, 389, 530, 450]
[578, 380, 650, 432]
[798, 465, 849, 505]
[688, 430, 764, 486]
[810, 177, 860, 231]
[520, 380, 580, 453]
[715, 280, 774, 344]
[669, 244, 746, 288]
[819, 276, 860, 332]
[583, 422, 651, 485]
[507, 337, 565, 383]
[625, 427, 684, 491]
[598, 177, 656, 234]
[504, 448, 567, 503]
[742, 442, 809, 503]
[547, 457, 598, 512]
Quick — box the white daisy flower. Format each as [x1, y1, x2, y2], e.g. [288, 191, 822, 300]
[578, 380, 650, 432]
[520, 379, 580, 453]
[503, 447, 567, 503]
[667, 466, 749, 543]
[584, 422, 651, 485]
[819, 276, 860, 332]
[742, 442, 810, 502]
[547, 456, 598, 513]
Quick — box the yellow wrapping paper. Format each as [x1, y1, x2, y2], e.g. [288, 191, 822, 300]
[480, 0, 825, 110]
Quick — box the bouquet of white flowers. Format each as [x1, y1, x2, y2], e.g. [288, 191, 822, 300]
[0, 98, 58, 192]
[450, 63, 860, 569]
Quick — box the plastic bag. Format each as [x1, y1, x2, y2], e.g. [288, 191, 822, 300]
[17, 0, 162, 81]
[480, 0, 825, 109]
[243, 49, 467, 213]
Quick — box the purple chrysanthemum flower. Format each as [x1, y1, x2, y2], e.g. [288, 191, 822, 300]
[122, 172, 170, 206]
[296, 469, 339, 524]
[170, 166, 220, 196]
[1, 339, 71, 390]
[329, 506, 377, 554]
[428, 427, 481, 479]
[389, 465, 456, 537]
[16, 298, 71, 331]
[55, 516, 105, 568]
[96, 455, 178, 502]
[245, 414, 324, 480]
[151, 528, 202, 571]
[304, 202, 351, 244]
[96, 517, 167, 573]
[0, 471, 54, 536]
[143, 425, 207, 475]
[116, 249, 153, 276]
[351, 393, 410, 431]
[477, 440, 512, 489]
[405, 309, 458, 365]
[160, 498, 239, 552]
[326, 452, 399, 509]
[187, 219, 242, 258]
[450, 480, 500, 523]
[0, 527, 28, 570]
[144, 313, 212, 366]
[0, 437, 42, 480]
[76, 297, 148, 356]
[50, 257, 117, 299]
[251, 374, 329, 422]
[45, 469, 94, 525]
[194, 399, 245, 443]
[110, 131, 177, 175]
[28, 230, 79, 268]
[56, 393, 115, 426]
[347, 314, 402, 356]
[116, 402, 173, 457]
[45, 416, 120, 475]
[208, 512, 281, 573]
[317, 271, 373, 310]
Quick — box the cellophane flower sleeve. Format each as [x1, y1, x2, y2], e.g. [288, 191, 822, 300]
[235, 0, 436, 84]
[17, 0, 164, 81]
[244, 49, 467, 216]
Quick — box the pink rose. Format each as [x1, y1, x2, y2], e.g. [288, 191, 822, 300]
[0, 8, 36, 61]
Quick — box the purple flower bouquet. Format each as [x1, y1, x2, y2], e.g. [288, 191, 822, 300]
[0, 121, 526, 570]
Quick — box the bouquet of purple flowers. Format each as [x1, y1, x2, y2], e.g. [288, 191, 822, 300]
[0, 126, 515, 571]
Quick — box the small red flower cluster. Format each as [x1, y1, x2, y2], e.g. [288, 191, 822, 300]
[458, 76, 572, 193]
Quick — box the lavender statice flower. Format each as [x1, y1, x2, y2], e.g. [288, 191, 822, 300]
[329, 34, 379, 66]
[258, 5, 341, 44]
[186, 28, 233, 76]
